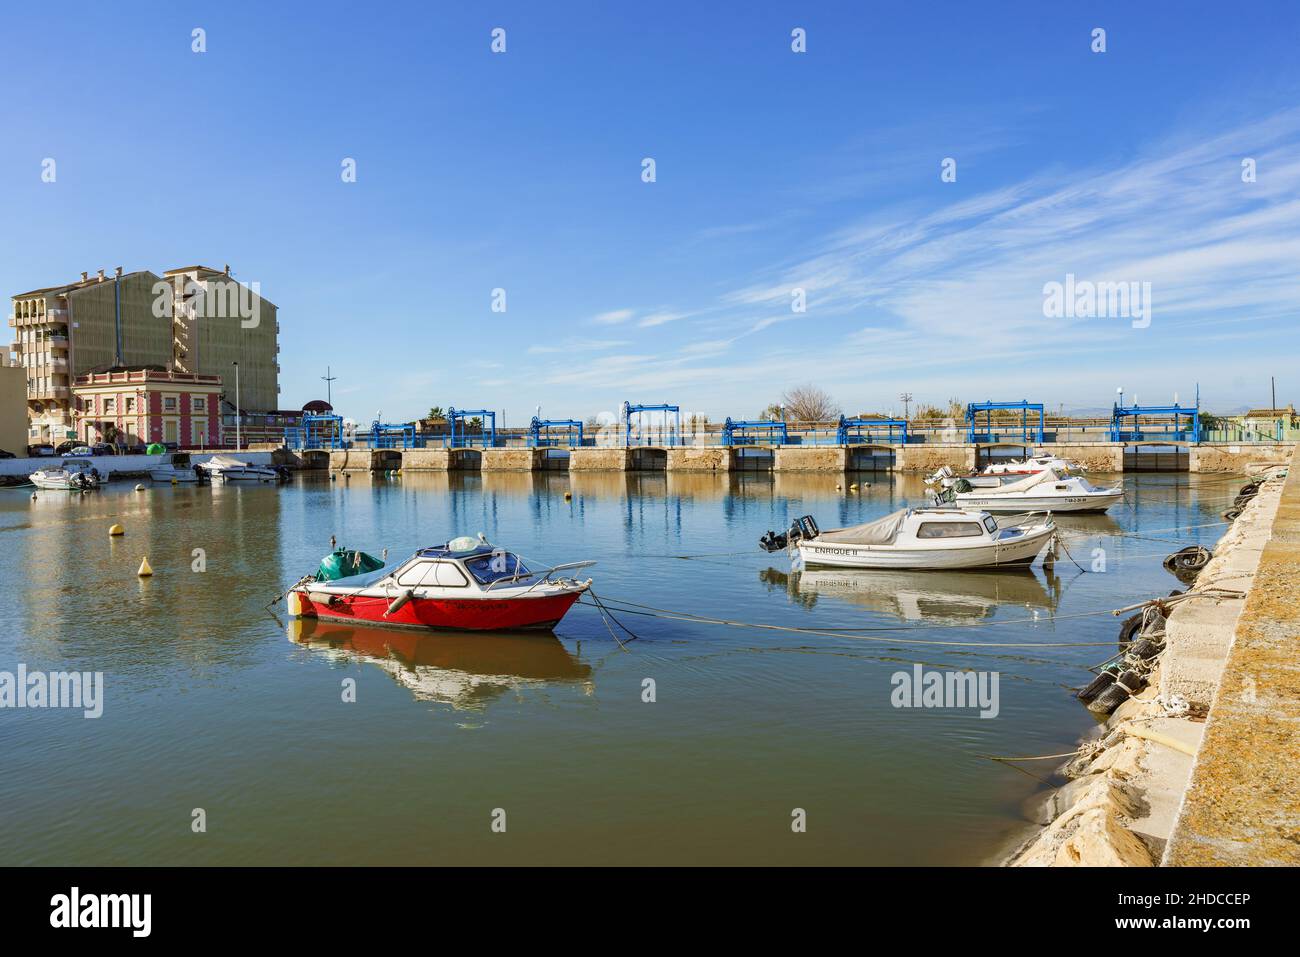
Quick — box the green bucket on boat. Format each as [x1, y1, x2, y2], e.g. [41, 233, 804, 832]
[316, 548, 385, 581]
[146, 443, 167, 455]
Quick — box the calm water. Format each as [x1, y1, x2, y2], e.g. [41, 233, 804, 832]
[0, 469, 1239, 865]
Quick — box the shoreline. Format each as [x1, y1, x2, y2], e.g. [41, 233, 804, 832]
[1004, 454, 1293, 866]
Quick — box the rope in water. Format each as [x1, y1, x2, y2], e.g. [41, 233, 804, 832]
[574, 588, 1245, 650]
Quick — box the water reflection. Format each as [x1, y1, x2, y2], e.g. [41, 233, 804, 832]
[288, 618, 594, 710]
[761, 566, 1062, 623]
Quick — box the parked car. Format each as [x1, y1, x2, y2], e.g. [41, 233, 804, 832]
[54, 440, 79, 455]
[67, 446, 95, 456]
[27, 444, 55, 457]
[90, 443, 117, 456]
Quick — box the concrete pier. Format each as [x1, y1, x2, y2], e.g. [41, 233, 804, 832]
[666, 447, 731, 472]
[1164, 445, 1300, 864]
[570, 448, 632, 471]
[481, 448, 543, 471]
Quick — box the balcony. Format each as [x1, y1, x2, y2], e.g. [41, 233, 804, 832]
[8, 341, 20, 354]
[50, 356, 68, 370]
[28, 385, 71, 399]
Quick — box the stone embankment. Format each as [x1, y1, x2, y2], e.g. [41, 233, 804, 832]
[1007, 456, 1295, 866]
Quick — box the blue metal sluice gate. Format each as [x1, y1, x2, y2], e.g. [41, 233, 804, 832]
[285, 413, 347, 449]
[529, 416, 585, 447]
[1110, 402, 1200, 442]
[721, 417, 788, 446]
[447, 408, 498, 448]
[966, 401, 1045, 444]
[836, 416, 909, 445]
[623, 402, 680, 447]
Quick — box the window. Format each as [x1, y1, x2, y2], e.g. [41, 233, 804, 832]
[983, 516, 998, 534]
[464, 553, 531, 585]
[164, 396, 177, 411]
[916, 522, 985, 539]
[396, 562, 433, 587]
[125, 397, 135, 414]
[103, 397, 115, 414]
[193, 397, 205, 411]
[423, 562, 469, 588]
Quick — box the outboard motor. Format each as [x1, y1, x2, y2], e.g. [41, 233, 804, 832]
[759, 515, 820, 553]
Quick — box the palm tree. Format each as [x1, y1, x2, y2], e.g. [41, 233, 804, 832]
[427, 406, 445, 421]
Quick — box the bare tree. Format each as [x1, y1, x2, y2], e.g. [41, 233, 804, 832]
[780, 385, 841, 423]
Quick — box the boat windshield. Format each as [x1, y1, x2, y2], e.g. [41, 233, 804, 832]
[464, 553, 532, 585]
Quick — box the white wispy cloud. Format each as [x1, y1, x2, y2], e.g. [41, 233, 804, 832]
[591, 308, 634, 325]
[527, 107, 1300, 411]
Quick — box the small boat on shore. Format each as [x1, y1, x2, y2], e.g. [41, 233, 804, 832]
[30, 459, 103, 491]
[949, 466, 1123, 513]
[287, 536, 595, 632]
[761, 508, 1055, 570]
[197, 454, 285, 483]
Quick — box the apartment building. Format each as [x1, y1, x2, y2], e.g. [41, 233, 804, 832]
[8, 265, 280, 443]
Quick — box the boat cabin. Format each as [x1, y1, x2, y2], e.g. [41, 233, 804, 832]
[314, 544, 536, 595]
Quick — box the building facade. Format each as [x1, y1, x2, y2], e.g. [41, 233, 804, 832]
[74, 369, 224, 449]
[0, 359, 27, 454]
[8, 264, 279, 443]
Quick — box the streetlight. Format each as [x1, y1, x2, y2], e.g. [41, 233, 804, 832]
[233, 360, 240, 450]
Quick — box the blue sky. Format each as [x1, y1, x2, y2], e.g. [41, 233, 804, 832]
[3, 1, 1298, 422]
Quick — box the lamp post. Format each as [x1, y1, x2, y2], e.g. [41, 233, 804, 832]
[321, 366, 337, 407]
[233, 360, 241, 450]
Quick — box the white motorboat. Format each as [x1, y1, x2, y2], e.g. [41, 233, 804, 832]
[197, 454, 284, 482]
[761, 508, 1056, 570]
[148, 463, 205, 484]
[926, 455, 1084, 490]
[951, 466, 1123, 513]
[30, 459, 103, 491]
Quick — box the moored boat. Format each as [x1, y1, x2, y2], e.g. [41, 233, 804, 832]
[287, 536, 595, 632]
[950, 466, 1123, 513]
[197, 454, 285, 482]
[926, 455, 1084, 490]
[30, 459, 103, 491]
[760, 507, 1055, 570]
[148, 463, 205, 484]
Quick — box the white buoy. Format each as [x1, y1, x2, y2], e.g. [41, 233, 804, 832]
[137, 557, 153, 577]
[135, 483, 145, 491]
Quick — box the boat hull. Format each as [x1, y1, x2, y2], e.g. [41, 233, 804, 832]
[149, 469, 200, 483]
[954, 490, 1123, 513]
[212, 468, 279, 482]
[290, 587, 586, 632]
[794, 525, 1053, 570]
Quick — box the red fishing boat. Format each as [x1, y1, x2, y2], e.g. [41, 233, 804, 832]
[287, 537, 594, 632]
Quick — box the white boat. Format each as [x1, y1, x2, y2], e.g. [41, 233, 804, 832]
[926, 455, 1084, 490]
[30, 459, 103, 491]
[952, 466, 1123, 513]
[763, 508, 1056, 570]
[148, 463, 205, 484]
[197, 454, 284, 483]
